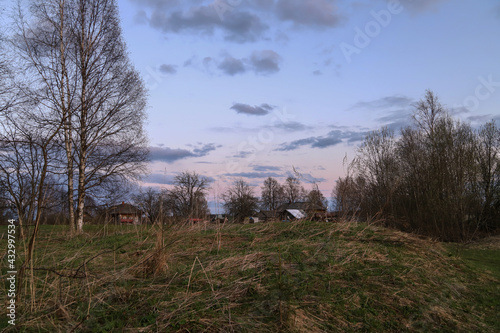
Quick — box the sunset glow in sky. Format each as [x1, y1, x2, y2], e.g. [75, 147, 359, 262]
[116, 0, 500, 209]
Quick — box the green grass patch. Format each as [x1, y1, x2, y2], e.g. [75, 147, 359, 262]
[445, 237, 500, 332]
[0, 221, 498, 332]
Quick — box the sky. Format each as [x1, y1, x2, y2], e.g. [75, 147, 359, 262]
[116, 0, 500, 211]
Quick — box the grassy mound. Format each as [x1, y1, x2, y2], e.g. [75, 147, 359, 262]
[1, 220, 499, 332]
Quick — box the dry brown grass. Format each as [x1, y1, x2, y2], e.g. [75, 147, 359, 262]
[1, 219, 498, 332]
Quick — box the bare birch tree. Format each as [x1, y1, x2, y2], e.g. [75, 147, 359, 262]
[13, 0, 80, 232]
[71, 0, 148, 232]
[12, 0, 148, 234]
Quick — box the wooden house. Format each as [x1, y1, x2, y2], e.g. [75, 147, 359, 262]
[108, 202, 143, 225]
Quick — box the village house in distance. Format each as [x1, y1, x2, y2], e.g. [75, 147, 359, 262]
[107, 202, 143, 225]
[256, 202, 328, 223]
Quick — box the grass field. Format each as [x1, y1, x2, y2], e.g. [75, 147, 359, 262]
[1, 220, 499, 332]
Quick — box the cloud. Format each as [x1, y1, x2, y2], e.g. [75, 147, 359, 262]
[131, 0, 453, 49]
[275, 0, 342, 27]
[129, 0, 179, 10]
[192, 143, 219, 156]
[149, 143, 218, 163]
[311, 135, 343, 149]
[211, 120, 308, 137]
[349, 95, 413, 110]
[231, 103, 274, 116]
[345, 131, 369, 143]
[375, 109, 412, 132]
[131, 0, 349, 44]
[301, 173, 327, 183]
[225, 172, 283, 179]
[218, 55, 246, 75]
[275, 137, 317, 151]
[233, 151, 254, 158]
[247, 0, 276, 11]
[143, 4, 268, 43]
[252, 165, 282, 172]
[272, 121, 310, 131]
[376, 110, 410, 123]
[219, 10, 269, 43]
[346, 95, 419, 133]
[159, 64, 178, 74]
[449, 105, 470, 116]
[467, 114, 500, 124]
[275, 129, 366, 151]
[250, 50, 282, 74]
[186, 50, 282, 76]
[283, 169, 326, 183]
[149, 147, 194, 162]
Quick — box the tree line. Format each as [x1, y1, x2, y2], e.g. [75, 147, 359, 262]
[333, 90, 500, 242]
[221, 175, 327, 222]
[133, 172, 328, 224]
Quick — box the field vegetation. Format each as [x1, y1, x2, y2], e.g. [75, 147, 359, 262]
[1, 220, 498, 332]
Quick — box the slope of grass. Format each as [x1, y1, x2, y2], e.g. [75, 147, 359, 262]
[1, 221, 499, 332]
[445, 235, 500, 332]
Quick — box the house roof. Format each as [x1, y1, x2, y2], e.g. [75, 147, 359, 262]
[277, 202, 326, 212]
[108, 203, 142, 215]
[286, 209, 306, 219]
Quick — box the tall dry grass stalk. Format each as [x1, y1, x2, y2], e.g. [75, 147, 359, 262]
[132, 224, 172, 278]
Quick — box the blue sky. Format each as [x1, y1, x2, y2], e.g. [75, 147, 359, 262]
[116, 0, 500, 208]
